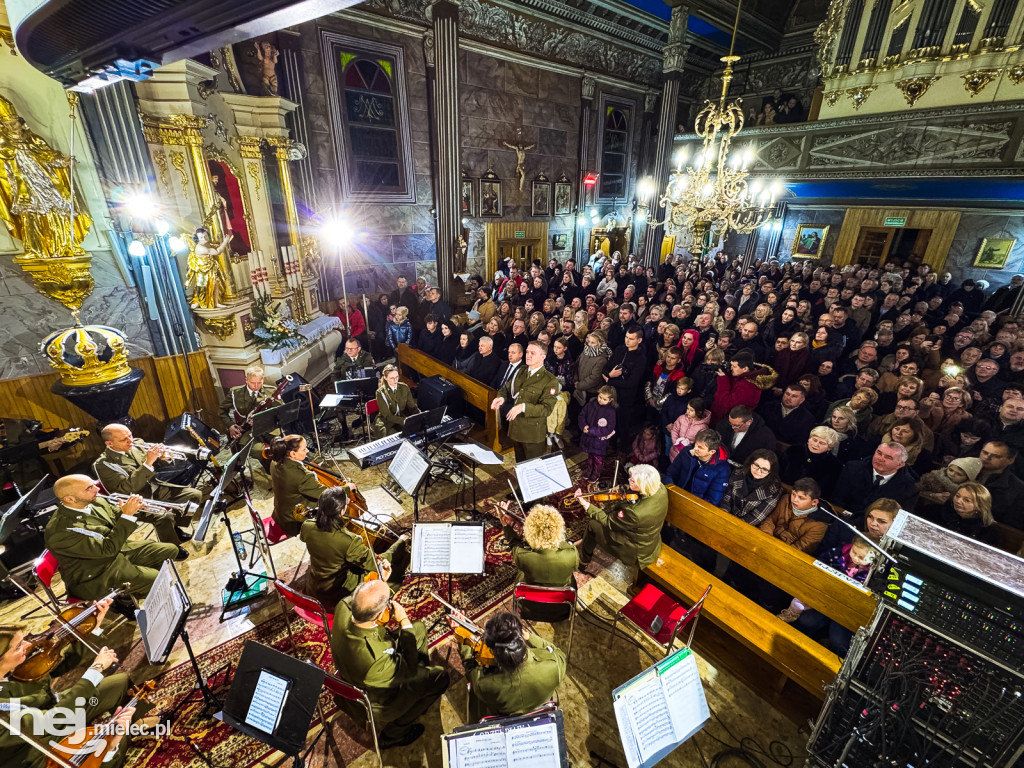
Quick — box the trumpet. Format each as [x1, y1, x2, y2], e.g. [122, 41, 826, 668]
[99, 493, 198, 519]
[133, 440, 212, 461]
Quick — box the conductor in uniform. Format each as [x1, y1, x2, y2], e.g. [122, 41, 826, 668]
[44, 474, 182, 607]
[330, 580, 448, 748]
[490, 341, 559, 461]
[93, 423, 199, 546]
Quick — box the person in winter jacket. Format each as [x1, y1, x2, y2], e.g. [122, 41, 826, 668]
[663, 428, 731, 506]
[710, 351, 777, 423]
[578, 386, 617, 482]
[669, 398, 711, 461]
[384, 305, 413, 357]
[759, 477, 833, 555]
[719, 449, 783, 527]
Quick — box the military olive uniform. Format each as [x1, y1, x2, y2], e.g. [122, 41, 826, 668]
[271, 459, 326, 537]
[335, 349, 375, 379]
[299, 520, 409, 610]
[371, 383, 417, 439]
[495, 366, 559, 461]
[93, 446, 200, 545]
[503, 524, 578, 621]
[330, 598, 448, 742]
[459, 633, 566, 722]
[219, 383, 281, 456]
[0, 640, 135, 768]
[43, 498, 178, 600]
[581, 484, 668, 570]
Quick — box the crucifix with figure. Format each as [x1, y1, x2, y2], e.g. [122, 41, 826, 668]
[503, 129, 535, 191]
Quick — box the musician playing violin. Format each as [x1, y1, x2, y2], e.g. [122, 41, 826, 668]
[330, 581, 448, 749]
[499, 503, 578, 621]
[0, 599, 150, 768]
[451, 611, 566, 722]
[573, 463, 668, 576]
[299, 485, 410, 611]
[270, 435, 329, 537]
[220, 365, 279, 467]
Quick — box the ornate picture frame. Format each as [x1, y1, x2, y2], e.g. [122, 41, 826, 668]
[461, 177, 474, 217]
[531, 174, 551, 217]
[974, 237, 1016, 269]
[554, 176, 572, 215]
[792, 224, 829, 259]
[552, 233, 568, 250]
[480, 169, 501, 217]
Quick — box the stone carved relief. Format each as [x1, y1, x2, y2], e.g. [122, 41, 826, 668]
[423, 30, 435, 67]
[697, 53, 820, 104]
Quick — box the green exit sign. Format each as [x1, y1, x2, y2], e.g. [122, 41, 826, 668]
[884, 216, 907, 227]
[515, 231, 526, 238]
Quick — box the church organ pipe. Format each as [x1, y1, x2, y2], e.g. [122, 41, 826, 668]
[429, 0, 461, 298]
[952, 4, 981, 47]
[983, 0, 1018, 39]
[834, 0, 864, 67]
[859, 0, 893, 60]
[887, 20, 910, 58]
[912, 0, 957, 49]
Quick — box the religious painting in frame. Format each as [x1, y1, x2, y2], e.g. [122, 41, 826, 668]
[531, 175, 551, 217]
[792, 224, 829, 259]
[554, 175, 572, 215]
[974, 237, 1016, 269]
[480, 169, 502, 217]
[461, 177, 474, 217]
[552, 233, 568, 251]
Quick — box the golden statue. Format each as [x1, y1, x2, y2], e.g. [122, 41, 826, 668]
[185, 227, 231, 308]
[0, 94, 91, 258]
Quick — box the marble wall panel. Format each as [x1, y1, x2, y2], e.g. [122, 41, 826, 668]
[462, 52, 504, 88]
[537, 71, 580, 106]
[393, 233, 437, 262]
[506, 63, 539, 98]
[946, 212, 1024, 288]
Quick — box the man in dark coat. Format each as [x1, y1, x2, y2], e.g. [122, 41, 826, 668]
[602, 325, 648, 443]
[978, 440, 1024, 529]
[389, 276, 419, 312]
[983, 274, 1024, 313]
[716, 406, 777, 466]
[831, 442, 919, 515]
[757, 384, 818, 445]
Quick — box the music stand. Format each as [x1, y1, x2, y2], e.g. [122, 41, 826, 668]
[412, 520, 485, 632]
[515, 452, 573, 504]
[443, 708, 569, 768]
[400, 406, 446, 437]
[386, 440, 431, 519]
[216, 641, 326, 768]
[249, 400, 304, 444]
[334, 377, 377, 399]
[451, 440, 504, 518]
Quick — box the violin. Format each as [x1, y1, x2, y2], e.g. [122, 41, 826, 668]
[13, 589, 123, 682]
[562, 489, 640, 507]
[431, 591, 496, 667]
[45, 680, 155, 768]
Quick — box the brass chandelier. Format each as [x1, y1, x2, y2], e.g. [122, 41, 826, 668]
[655, 0, 782, 252]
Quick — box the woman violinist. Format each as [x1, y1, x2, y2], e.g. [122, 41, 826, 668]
[370, 365, 418, 439]
[498, 504, 578, 621]
[0, 599, 149, 768]
[299, 485, 410, 611]
[270, 434, 327, 537]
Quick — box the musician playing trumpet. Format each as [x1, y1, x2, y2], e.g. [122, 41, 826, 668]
[499, 503, 578, 621]
[94, 424, 200, 547]
[299, 486, 410, 611]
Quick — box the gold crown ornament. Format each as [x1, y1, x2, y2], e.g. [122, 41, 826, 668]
[40, 324, 132, 386]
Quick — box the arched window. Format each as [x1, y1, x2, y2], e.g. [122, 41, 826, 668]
[599, 101, 633, 200]
[342, 57, 402, 191]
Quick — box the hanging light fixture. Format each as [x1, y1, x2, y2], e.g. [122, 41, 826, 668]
[655, 0, 783, 255]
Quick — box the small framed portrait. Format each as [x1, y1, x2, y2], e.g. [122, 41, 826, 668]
[974, 237, 1016, 269]
[461, 178, 474, 217]
[531, 176, 551, 217]
[554, 179, 572, 215]
[792, 224, 829, 259]
[480, 179, 502, 217]
[552, 233, 568, 250]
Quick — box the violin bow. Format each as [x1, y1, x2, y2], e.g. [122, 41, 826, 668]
[3, 574, 108, 655]
[611, 459, 620, 492]
[430, 591, 483, 634]
[504, 481, 527, 522]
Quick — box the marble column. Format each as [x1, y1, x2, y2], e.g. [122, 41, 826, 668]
[573, 75, 596, 261]
[427, 0, 462, 304]
[642, 2, 689, 268]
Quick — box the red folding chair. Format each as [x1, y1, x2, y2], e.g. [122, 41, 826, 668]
[512, 583, 578, 663]
[34, 550, 81, 611]
[364, 399, 379, 441]
[322, 672, 383, 768]
[274, 579, 333, 663]
[245, 502, 303, 581]
[610, 583, 712, 658]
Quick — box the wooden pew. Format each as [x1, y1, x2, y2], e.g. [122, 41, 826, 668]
[644, 486, 877, 723]
[395, 343, 508, 455]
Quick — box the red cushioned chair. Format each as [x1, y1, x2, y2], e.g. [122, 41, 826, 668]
[34, 549, 81, 611]
[245, 500, 302, 582]
[321, 672, 383, 768]
[610, 583, 712, 658]
[512, 583, 578, 663]
[274, 579, 333, 664]
[364, 399, 379, 442]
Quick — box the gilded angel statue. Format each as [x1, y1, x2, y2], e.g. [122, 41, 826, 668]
[185, 227, 231, 308]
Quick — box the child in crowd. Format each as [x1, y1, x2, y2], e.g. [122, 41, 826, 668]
[778, 537, 874, 623]
[627, 424, 660, 469]
[669, 397, 711, 461]
[916, 456, 981, 505]
[578, 385, 617, 482]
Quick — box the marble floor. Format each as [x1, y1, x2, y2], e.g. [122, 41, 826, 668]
[1, 445, 811, 768]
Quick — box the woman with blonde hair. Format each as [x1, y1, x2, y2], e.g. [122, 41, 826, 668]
[371, 364, 418, 438]
[527, 311, 546, 339]
[780, 425, 842, 497]
[826, 404, 871, 462]
[937, 481, 993, 540]
[499, 503, 578, 592]
[385, 304, 413, 357]
[573, 309, 589, 342]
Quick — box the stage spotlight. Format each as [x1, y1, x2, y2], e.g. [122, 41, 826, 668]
[127, 239, 147, 257]
[168, 236, 187, 253]
[155, 219, 170, 236]
[125, 193, 157, 220]
[322, 215, 350, 242]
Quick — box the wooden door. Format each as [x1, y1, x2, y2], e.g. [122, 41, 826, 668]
[853, 227, 895, 266]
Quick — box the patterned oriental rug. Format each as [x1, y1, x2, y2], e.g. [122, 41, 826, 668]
[124, 461, 596, 768]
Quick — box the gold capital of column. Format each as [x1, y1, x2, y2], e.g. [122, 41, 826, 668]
[234, 135, 265, 159]
[139, 112, 207, 146]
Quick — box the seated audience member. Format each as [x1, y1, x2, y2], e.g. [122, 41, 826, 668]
[832, 442, 919, 515]
[453, 331, 479, 377]
[935, 481, 994, 541]
[757, 384, 817, 445]
[663, 428, 731, 505]
[916, 456, 982, 511]
[628, 424, 660, 468]
[779, 426, 842, 499]
[716, 405, 777, 465]
[977, 440, 1024, 529]
[492, 343, 525, 390]
[827, 405, 871, 463]
[824, 388, 878, 431]
[759, 477, 833, 555]
[416, 315, 444, 359]
[818, 496, 900, 554]
[669, 397, 711, 461]
[879, 416, 932, 474]
[922, 386, 972, 436]
[472, 336, 501, 385]
[935, 416, 991, 464]
[456, 611, 566, 722]
[436, 321, 460, 364]
[719, 449, 783, 527]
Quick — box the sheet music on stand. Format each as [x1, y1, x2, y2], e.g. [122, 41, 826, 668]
[412, 522, 485, 574]
[514, 452, 573, 503]
[453, 443, 504, 465]
[612, 647, 709, 768]
[442, 708, 568, 768]
[138, 561, 192, 665]
[388, 440, 431, 496]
